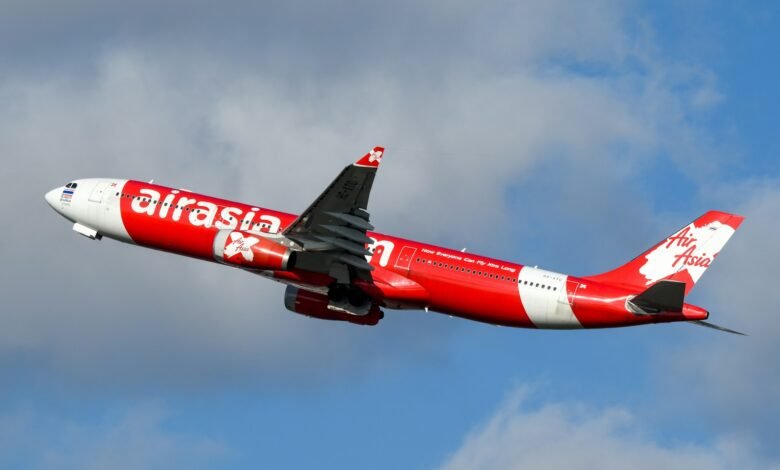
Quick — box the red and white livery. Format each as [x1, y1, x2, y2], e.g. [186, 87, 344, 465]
[45, 147, 745, 333]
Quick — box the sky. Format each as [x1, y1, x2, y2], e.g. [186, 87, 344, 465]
[0, 0, 779, 468]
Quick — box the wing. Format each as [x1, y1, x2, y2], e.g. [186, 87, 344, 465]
[284, 146, 385, 283]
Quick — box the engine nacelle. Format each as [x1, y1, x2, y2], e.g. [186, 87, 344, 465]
[213, 230, 292, 271]
[284, 286, 383, 326]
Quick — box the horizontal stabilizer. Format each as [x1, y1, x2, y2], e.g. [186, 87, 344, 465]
[691, 320, 746, 336]
[629, 280, 685, 314]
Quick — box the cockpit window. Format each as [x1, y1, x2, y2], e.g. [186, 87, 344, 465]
[65, 182, 78, 189]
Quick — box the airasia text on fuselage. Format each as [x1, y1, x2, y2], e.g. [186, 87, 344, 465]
[129, 186, 397, 267]
[131, 187, 283, 233]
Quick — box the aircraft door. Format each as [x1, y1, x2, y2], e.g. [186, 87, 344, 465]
[88, 181, 111, 203]
[394, 246, 417, 276]
[87, 181, 111, 229]
[558, 278, 580, 306]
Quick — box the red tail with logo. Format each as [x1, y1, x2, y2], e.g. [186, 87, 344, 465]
[586, 211, 744, 295]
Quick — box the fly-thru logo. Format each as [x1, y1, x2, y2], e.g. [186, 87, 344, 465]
[639, 221, 735, 285]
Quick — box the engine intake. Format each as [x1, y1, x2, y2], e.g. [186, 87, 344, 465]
[213, 230, 292, 271]
[284, 286, 383, 326]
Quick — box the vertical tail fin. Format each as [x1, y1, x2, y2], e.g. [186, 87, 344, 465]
[586, 211, 744, 294]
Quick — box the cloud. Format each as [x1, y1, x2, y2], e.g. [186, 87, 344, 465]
[0, 0, 726, 393]
[0, 404, 227, 470]
[653, 181, 780, 456]
[441, 387, 774, 470]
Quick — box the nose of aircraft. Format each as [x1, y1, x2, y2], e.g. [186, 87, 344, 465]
[45, 187, 61, 209]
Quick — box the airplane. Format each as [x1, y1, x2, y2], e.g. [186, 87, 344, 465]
[44, 147, 745, 334]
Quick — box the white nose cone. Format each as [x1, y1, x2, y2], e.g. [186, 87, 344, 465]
[45, 187, 61, 209]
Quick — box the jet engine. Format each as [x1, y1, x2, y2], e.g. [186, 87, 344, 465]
[284, 286, 383, 326]
[213, 230, 292, 271]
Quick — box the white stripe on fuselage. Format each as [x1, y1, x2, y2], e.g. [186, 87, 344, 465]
[518, 267, 581, 329]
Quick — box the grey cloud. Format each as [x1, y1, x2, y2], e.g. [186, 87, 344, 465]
[0, 0, 724, 393]
[1, 0, 635, 70]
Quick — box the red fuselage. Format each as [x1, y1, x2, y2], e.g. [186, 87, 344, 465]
[45, 177, 713, 329]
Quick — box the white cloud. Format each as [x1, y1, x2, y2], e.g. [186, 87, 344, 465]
[654, 182, 780, 452]
[441, 387, 774, 470]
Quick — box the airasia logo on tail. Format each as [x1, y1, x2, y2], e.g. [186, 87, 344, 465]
[639, 221, 735, 285]
[665, 227, 712, 269]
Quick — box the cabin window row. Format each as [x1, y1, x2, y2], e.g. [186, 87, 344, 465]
[519, 280, 558, 291]
[414, 258, 517, 283]
[118, 193, 205, 213]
